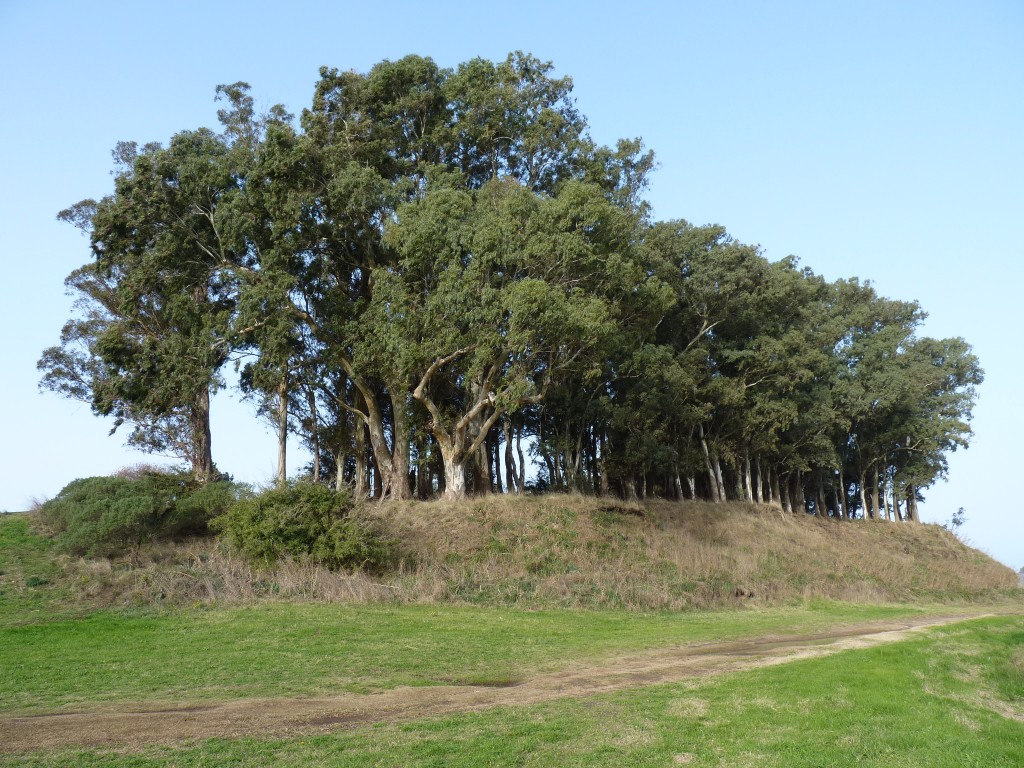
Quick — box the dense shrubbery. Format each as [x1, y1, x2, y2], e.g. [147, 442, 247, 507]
[212, 482, 394, 572]
[37, 469, 235, 557]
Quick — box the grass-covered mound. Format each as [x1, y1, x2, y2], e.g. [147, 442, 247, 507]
[5, 493, 1017, 612]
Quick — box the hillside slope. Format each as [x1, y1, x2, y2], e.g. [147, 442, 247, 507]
[367, 496, 1017, 609]
[7, 496, 1015, 612]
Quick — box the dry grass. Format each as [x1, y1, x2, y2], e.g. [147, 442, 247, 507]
[51, 495, 1020, 612]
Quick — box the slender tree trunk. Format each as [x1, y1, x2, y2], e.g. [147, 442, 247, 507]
[354, 424, 367, 499]
[743, 453, 753, 502]
[516, 425, 526, 495]
[780, 472, 792, 513]
[838, 469, 849, 519]
[753, 455, 763, 504]
[907, 485, 921, 523]
[334, 448, 345, 492]
[503, 418, 518, 495]
[859, 469, 869, 519]
[190, 386, 214, 483]
[699, 424, 720, 502]
[870, 466, 882, 522]
[598, 432, 610, 496]
[277, 376, 288, 488]
[816, 476, 828, 518]
[304, 387, 320, 483]
[492, 433, 503, 494]
[770, 468, 781, 506]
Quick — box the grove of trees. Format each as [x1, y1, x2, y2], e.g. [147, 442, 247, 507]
[39, 52, 982, 521]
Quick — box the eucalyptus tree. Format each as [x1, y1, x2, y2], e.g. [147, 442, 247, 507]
[41, 132, 241, 481]
[381, 177, 639, 498]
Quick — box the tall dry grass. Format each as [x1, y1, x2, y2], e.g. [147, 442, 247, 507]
[53, 495, 1020, 612]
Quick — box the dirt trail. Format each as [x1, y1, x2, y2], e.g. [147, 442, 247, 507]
[0, 613, 991, 752]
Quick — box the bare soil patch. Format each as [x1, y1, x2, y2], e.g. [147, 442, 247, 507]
[0, 612, 996, 753]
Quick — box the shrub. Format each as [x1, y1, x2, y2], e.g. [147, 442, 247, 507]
[38, 471, 235, 557]
[213, 482, 393, 572]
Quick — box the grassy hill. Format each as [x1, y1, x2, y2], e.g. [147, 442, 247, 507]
[4, 495, 1016, 615]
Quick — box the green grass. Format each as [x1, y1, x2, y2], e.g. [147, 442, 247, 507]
[4, 615, 1022, 767]
[0, 600, 947, 714]
[0, 514, 74, 624]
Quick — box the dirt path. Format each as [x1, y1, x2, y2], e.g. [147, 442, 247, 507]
[0, 613, 992, 752]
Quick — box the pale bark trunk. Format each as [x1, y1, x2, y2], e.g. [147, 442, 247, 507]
[277, 376, 288, 488]
[838, 469, 849, 519]
[770, 468, 781, 506]
[492, 434, 503, 494]
[713, 455, 727, 502]
[442, 447, 467, 500]
[686, 475, 696, 500]
[859, 470, 869, 519]
[699, 424, 719, 502]
[780, 473, 792, 513]
[743, 453, 754, 502]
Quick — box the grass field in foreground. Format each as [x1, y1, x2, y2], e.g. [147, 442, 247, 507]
[3, 615, 1022, 767]
[0, 600, 955, 714]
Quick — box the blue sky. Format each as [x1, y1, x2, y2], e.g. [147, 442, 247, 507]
[2, 1, 1021, 568]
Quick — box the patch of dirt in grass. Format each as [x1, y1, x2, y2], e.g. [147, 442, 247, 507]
[0, 613, 1002, 753]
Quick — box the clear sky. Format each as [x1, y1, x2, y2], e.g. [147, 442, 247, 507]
[1, 1, 1021, 568]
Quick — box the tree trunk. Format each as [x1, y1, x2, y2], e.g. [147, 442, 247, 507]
[503, 418, 518, 495]
[870, 466, 882, 522]
[753, 456, 763, 504]
[907, 485, 921, 523]
[354, 424, 367, 499]
[838, 469, 849, 519]
[743, 453, 754, 502]
[476, 440, 491, 495]
[780, 472, 792, 513]
[516, 424, 526, 495]
[816, 476, 828, 518]
[334, 448, 345, 492]
[277, 376, 288, 488]
[492, 433, 503, 494]
[699, 424, 720, 502]
[770, 468, 781, 506]
[190, 386, 214, 483]
[859, 469, 869, 519]
[388, 389, 412, 500]
[443, 456, 467, 499]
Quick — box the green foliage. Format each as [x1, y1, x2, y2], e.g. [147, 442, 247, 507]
[37, 471, 234, 557]
[213, 482, 392, 571]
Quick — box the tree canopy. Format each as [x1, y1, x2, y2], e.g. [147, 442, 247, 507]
[40, 52, 982, 518]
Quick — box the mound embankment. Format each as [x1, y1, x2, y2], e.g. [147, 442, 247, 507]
[39, 496, 1017, 611]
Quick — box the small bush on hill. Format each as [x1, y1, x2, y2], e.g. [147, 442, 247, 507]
[213, 482, 393, 572]
[37, 470, 235, 557]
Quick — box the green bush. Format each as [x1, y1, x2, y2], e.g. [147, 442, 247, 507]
[212, 482, 393, 572]
[38, 471, 235, 557]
